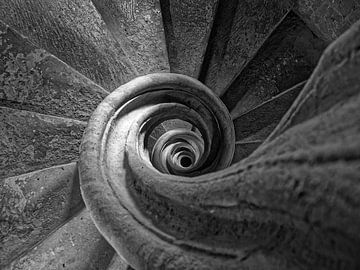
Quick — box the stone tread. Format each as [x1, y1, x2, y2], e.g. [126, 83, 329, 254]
[106, 255, 133, 270]
[5, 209, 114, 270]
[267, 19, 360, 141]
[223, 12, 325, 116]
[162, 0, 218, 77]
[232, 140, 262, 164]
[91, 0, 170, 75]
[294, 0, 360, 43]
[231, 81, 306, 162]
[0, 0, 137, 91]
[0, 20, 108, 121]
[0, 106, 85, 179]
[233, 81, 306, 142]
[0, 163, 83, 267]
[200, 0, 292, 95]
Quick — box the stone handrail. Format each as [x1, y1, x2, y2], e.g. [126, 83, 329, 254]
[80, 21, 360, 270]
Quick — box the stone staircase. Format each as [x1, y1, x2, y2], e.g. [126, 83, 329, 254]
[1, 0, 360, 269]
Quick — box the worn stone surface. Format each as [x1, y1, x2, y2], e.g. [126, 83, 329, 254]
[148, 120, 192, 152]
[268, 18, 360, 141]
[161, 0, 218, 77]
[224, 12, 325, 116]
[0, 107, 85, 179]
[91, 0, 170, 75]
[233, 81, 305, 141]
[161, 119, 193, 131]
[0, 0, 137, 91]
[79, 73, 236, 269]
[232, 141, 262, 164]
[0, 163, 83, 267]
[0, 1, 358, 269]
[6, 209, 114, 270]
[239, 122, 278, 143]
[295, 0, 360, 43]
[106, 255, 132, 270]
[200, 0, 292, 95]
[0, 21, 108, 121]
[79, 18, 360, 270]
[136, 73, 360, 268]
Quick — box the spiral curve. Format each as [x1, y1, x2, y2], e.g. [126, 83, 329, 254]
[80, 37, 360, 269]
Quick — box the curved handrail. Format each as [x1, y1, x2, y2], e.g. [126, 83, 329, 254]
[80, 21, 360, 269]
[80, 73, 238, 269]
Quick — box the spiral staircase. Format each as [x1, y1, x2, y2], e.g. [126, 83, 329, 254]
[1, 0, 360, 269]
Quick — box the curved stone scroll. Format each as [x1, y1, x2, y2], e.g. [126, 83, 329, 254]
[80, 21, 360, 270]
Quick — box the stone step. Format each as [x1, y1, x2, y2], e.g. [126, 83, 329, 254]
[223, 11, 325, 116]
[294, 0, 360, 43]
[161, 0, 218, 78]
[106, 255, 133, 270]
[199, 0, 292, 96]
[0, 163, 83, 267]
[0, 20, 108, 122]
[5, 209, 114, 270]
[0, 106, 85, 179]
[232, 140, 262, 164]
[267, 19, 360, 142]
[91, 0, 170, 75]
[232, 81, 306, 143]
[0, 0, 137, 91]
[232, 79, 304, 162]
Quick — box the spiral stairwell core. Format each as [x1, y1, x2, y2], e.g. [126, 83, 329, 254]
[79, 73, 236, 269]
[80, 20, 360, 269]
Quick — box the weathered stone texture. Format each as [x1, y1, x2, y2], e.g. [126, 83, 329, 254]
[0, 1, 359, 269]
[91, 0, 170, 75]
[78, 18, 360, 270]
[162, 0, 218, 77]
[0, 0, 137, 91]
[107, 255, 133, 270]
[7, 209, 114, 270]
[295, 0, 360, 43]
[232, 141, 262, 164]
[201, 0, 292, 96]
[233, 81, 305, 142]
[224, 12, 325, 117]
[0, 163, 83, 267]
[0, 21, 108, 121]
[268, 19, 360, 140]
[0, 107, 85, 179]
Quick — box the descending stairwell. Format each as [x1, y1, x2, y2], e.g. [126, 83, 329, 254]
[1, 0, 360, 269]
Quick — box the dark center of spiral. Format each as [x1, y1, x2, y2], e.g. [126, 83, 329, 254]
[180, 156, 192, 168]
